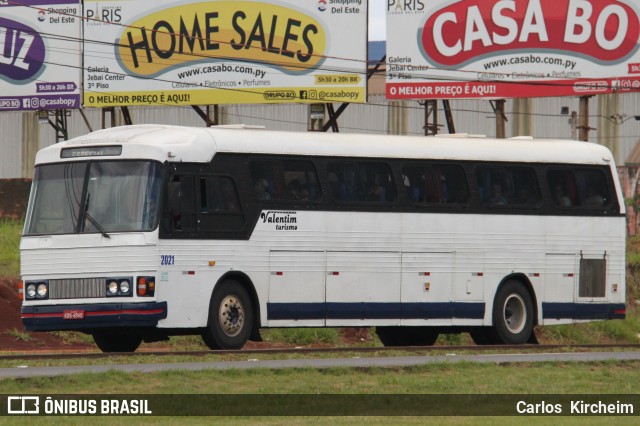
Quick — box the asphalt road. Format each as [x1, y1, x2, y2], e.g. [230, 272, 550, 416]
[1, 351, 640, 379]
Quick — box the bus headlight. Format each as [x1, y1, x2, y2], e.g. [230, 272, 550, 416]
[119, 280, 130, 295]
[26, 283, 37, 298]
[105, 277, 133, 297]
[107, 280, 119, 295]
[36, 283, 48, 298]
[24, 281, 49, 300]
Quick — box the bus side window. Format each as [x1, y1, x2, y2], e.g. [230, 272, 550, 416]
[283, 160, 320, 201]
[360, 162, 396, 203]
[403, 163, 469, 205]
[167, 175, 196, 231]
[328, 161, 395, 203]
[547, 170, 576, 207]
[327, 162, 362, 202]
[250, 160, 280, 200]
[477, 166, 539, 207]
[198, 176, 245, 233]
[200, 176, 241, 213]
[250, 158, 321, 202]
[577, 169, 610, 207]
[548, 168, 612, 209]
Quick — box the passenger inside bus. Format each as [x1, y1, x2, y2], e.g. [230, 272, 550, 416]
[584, 186, 604, 206]
[552, 184, 572, 207]
[254, 178, 271, 200]
[366, 180, 386, 202]
[489, 183, 508, 205]
[516, 185, 539, 206]
[287, 179, 310, 200]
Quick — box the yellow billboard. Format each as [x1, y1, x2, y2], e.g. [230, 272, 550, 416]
[83, 0, 367, 107]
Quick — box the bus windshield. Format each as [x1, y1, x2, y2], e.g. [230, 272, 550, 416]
[24, 161, 163, 236]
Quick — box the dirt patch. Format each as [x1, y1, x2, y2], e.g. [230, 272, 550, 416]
[0, 277, 94, 352]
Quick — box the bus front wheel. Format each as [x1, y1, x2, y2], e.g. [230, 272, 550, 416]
[202, 280, 253, 350]
[490, 280, 534, 345]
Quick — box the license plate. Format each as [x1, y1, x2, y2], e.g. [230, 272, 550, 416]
[63, 310, 85, 320]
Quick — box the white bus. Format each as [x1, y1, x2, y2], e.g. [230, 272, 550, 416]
[21, 125, 626, 352]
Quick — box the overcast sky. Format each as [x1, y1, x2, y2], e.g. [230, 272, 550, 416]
[369, 0, 386, 41]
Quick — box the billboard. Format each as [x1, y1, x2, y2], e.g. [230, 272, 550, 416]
[386, 0, 640, 100]
[83, 0, 368, 107]
[0, 0, 81, 111]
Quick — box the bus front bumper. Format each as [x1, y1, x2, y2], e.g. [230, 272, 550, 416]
[21, 302, 168, 331]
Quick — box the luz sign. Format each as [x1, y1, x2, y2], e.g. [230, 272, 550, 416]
[0, 1, 81, 111]
[386, 0, 640, 99]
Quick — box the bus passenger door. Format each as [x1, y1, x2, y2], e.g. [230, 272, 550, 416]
[267, 250, 326, 326]
[452, 252, 486, 325]
[400, 252, 454, 326]
[325, 251, 401, 326]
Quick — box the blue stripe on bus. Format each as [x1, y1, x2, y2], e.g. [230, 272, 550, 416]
[542, 303, 626, 320]
[21, 301, 168, 331]
[267, 302, 485, 320]
[401, 302, 485, 319]
[266, 303, 327, 320]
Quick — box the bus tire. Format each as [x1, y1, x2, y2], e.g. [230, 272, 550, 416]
[93, 330, 142, 353]
[202, 280, 253, 350]
[490, 280, 534, 345]
[376, 326, 438, 346]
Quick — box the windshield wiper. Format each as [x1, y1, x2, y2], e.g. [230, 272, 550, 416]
[85, 212, 111, 239]
[82, 193, 110, 239]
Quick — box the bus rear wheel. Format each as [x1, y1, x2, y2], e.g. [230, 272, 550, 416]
[489, 280, 534, 345]
[93, 330, 142, 353]
[202, 280, 253, 350]
[376, 326, 439, 346]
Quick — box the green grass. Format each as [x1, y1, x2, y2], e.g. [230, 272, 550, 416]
[0, 219, 21, 277]
[7, 328, 34, 342]
[262, 328, 342, 346]
[1, 361, 639, 394]
[0, 362, 639, 423]
[627, 235, 640, 269]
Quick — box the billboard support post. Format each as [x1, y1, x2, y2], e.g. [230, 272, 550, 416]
[421, 100, 455, 136]
[422, 100, 437, 136]
[490, 100, 507, 139]
[443, 100, 455, 134]
[53, 110, 69, 142]
[191, 106, 217, 127]
[101, 108, 116, 129]
[121, 107, 133, 125]
[579, 96, 595, 142]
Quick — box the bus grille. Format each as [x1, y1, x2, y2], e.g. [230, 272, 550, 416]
[49, 278, 104, 299]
